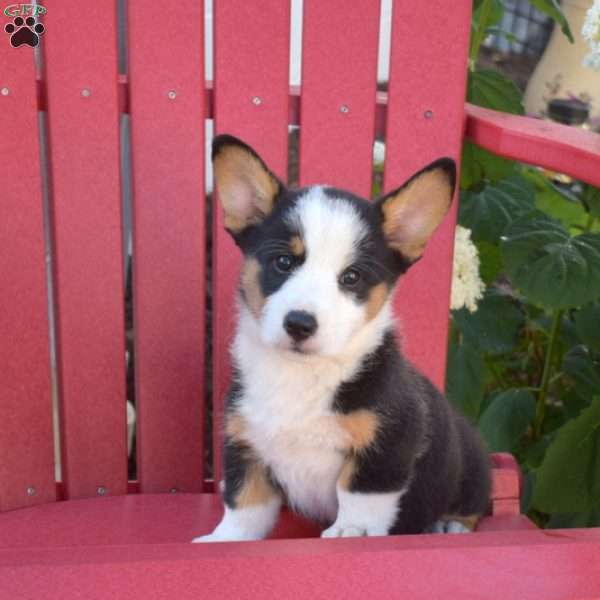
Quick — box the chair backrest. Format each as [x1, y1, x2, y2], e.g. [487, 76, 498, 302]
[0, 0, 471, 512]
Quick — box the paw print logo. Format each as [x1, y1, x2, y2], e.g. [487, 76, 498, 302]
[4, 16, 45, 48]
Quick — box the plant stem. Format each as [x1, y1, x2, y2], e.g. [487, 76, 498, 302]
[469, 0, 493, 70]
[533, 309, 564, 439]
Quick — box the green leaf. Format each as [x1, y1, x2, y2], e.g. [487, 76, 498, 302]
[453, 288, 524, 354]
[533, 397, 600, 513]
[501, 215, 600, 309]
[535, 188, 590, 234]
[478, 389, 535, 452]
[563, 390, 592, 421]
[461, 142, 515, 187]
[529, 0, 574, 43]
[546, 511, 600, 529]
[446, 338, 484, 420]
[472, 0, 504, 29]
[575, 303, 600, 352]
[475, 240, 503, 284]
[583, 185, 600, 220]
[460, 141, 485, 189]
[563, 345, 600, 400]
[521, 470, 536, 514]
[460, 175, 535, 243]
[522, 435, 555, 469]
[467, 69, 524, 115]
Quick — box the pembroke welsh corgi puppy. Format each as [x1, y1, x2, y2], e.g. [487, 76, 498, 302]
[193, 135, 491, 542]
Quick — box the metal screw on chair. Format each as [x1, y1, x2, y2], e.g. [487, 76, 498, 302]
[26, 487, 36, 497]
[424, 110, 434, 119]
[1, 87, 9, 96]
[81, 88, 91, 98]
[340, 104, 350, 114]
[170, 487, 178, 494]
[168, 90, 177, 100]
[252, 96, 262, 106]
[97, 486, 107, 496]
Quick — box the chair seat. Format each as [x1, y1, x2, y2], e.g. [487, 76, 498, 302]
[0, 493, 533, 549]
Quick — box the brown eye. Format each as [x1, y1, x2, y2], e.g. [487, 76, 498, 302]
[340, 268, 360, 287]
[274, 254, 294, 273]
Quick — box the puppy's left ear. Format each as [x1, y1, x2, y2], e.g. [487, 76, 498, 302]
[376, 158, 456, 262]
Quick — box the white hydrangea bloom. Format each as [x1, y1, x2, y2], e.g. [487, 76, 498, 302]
[583, 49, 600, 70]
[451, 226, 485, 313]
[582, 0, 600, 70]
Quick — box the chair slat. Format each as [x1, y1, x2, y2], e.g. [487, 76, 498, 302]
[0, 46, 55, 512]
[299, 0, 380, 197]
[384, 0, 472, 390]
[43, 0, 127, 499]
[212, 0, 291, 480]
[127, 0, 207, 493]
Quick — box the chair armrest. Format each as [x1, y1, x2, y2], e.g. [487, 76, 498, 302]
[465, 103, 600, 188]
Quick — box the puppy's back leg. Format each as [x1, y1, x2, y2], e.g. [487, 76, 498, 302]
[427, 514, 479, 534]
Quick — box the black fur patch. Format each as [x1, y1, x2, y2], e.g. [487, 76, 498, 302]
[333, 330, 491, 533]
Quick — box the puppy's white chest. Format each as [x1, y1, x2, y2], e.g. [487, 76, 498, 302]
[240, 377, 350, 523]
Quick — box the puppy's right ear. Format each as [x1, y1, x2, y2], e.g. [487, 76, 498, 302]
[212, 135, 284, 234]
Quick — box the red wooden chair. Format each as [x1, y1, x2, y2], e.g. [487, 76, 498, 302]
[2, 1, 600, 598]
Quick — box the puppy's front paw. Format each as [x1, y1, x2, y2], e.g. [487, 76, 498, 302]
[191, 533, 226, 543]
[321, 525, 367, 538]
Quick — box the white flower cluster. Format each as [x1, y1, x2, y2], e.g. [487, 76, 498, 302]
[451, 226, 485, 313]
[582, 0, 600, 70]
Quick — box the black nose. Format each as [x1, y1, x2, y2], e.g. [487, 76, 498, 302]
[283, 310, 318, 342]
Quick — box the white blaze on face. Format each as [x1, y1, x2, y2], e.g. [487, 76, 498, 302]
[260, 187, 369, 356]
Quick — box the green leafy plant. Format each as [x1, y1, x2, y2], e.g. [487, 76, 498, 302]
[449, 0, 600, 528]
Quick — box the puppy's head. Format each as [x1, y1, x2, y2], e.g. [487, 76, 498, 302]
[213, 135, 455, 357]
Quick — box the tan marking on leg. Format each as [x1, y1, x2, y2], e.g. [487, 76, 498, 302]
[236, 463, 278, 508]
[241, 258, 265, 318]
[336, 410, 379, 452]
[225, 412, 248, 444]
[337, 459, 356, 491]
[290, 235, 305, 257]
[441, 514, 481, 531]
[365, 283, 390, 321]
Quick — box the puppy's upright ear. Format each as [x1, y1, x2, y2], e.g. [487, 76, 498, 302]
[212, 135, 283, 234]
[376, 158, 456, 262]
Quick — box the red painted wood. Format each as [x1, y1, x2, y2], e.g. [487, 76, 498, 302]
[299, 1, 380, 197]
[0, 459, 528, 548]
[2, 529, 599, 600]
[43, 0, 127, 499]
[0, 38, 55, 512]
[488, 453, 523, 517]
[384, 0, 472, 391]
[466, 103, 600, 188]
[212, 0, 290, 480]
[128, 0, 206, 493]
